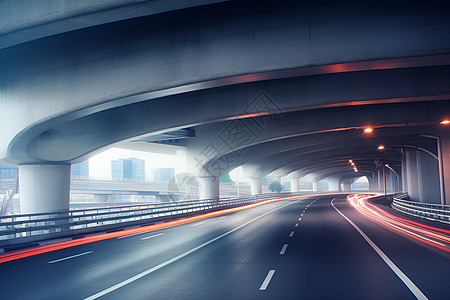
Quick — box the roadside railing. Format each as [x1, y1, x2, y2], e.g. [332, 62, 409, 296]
[0, 193, 293, 248]
[392, 193, 450, 224]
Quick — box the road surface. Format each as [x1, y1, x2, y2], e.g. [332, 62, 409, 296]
[0, 195, 448, 299]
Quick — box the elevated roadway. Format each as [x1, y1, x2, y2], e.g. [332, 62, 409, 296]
[0, 194, 448, 299]
[0, 1, 449, 216]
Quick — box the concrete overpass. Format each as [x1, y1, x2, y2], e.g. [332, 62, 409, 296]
[1, 0, 449, 214]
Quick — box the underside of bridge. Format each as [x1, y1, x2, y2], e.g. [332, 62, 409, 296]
[1, 0, 449, 213]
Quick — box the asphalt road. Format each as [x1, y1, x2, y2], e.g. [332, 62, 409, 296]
[0, 195, 448, 299]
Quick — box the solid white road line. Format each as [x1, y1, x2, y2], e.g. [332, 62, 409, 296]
[331, 198, 428, 300]
[289, 231, 294, 238]
[141, 233, 165, 240]
[192, 221, 205, 227]
[48, 251, 93, 264]
[84, 199, 301, 300]
[295, 223, 299, 227]
[259, 270, 276, 291]
[279, 244, 288, 255]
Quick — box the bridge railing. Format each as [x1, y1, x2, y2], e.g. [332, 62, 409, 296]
[0, 193, 293, 248]
[392, 193, 450, 224]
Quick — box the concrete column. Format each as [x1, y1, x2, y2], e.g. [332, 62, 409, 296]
[290, 178, 299, 192]
[377, 170, 382, 193]
[405, 150, 419, 200]
[342, 179, 353, 191]
[417, 150, 440, 204]
[401, 154, 408, 193]
[327, 178, 340, 191]
[385, 171, 396, 193]
[250, 178, 262, 195]
[199, 176, 219, 200]
[440, 131, 450, 205]
[369, 172, 379, 191]
[19, 164, 71, 214]
[405, 149, 440, 203]
[312, 180, 319, 192]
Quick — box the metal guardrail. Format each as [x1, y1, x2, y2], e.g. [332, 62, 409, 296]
[0, 193, 292, 248]
[392, 193, 450, 224]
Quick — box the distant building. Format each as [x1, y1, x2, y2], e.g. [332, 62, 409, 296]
[153, 168, 175, 183]
[71, 160, 89, 178]
[0, 162, 18, 179]
[111, 158, 145, 180]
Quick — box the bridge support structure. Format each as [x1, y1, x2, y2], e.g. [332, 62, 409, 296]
[290, 178, 299, 193]
[199, 176, 219, 200]
[250, 178, 262, 195]
[19, 164, 70, 214]
[404, 149, 440, 204]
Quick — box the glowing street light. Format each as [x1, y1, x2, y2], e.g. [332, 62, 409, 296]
[441, 120, 450, 125]
[364, 127, 373, 133]
[349, 160, 353, 163]
[378, 145, 385, 150]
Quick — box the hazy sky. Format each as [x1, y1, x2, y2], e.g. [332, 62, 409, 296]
[88, 147, 187, 180]
[88, 147, 247, 182]
[87, 147, 366, 183]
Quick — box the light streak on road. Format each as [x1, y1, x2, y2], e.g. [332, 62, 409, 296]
[347, 194, 450, 253]
[0, 195, 311, 264]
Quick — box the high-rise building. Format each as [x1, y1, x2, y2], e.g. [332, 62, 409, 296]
[153, 168, 175, 183]
[111, 158, 145, 180]
[71, 160, 89, 178]
[0, 162, 18, 179]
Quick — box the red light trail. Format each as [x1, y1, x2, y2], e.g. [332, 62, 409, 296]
[0, 195, 314, 264]
[347, 194, 450, 253]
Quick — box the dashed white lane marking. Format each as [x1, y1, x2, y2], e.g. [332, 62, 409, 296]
[259, 270, 276, 291]
[331, 198, 428, 300]
[141, 233, 165, 240]
[295, 223, 299, 227]
[192, 221, 205, 227]
[301, 214, 304, 216]
[279, 244, 288, 255]
[48, 251, 93, 264]
[298, 217, 302, 221]
[289, 231, 294, 238]
[84, 200, 300, 300]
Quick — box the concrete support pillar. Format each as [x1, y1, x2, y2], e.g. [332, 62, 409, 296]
[385, 171, 396, 193]
[342, 179, 353, 191]
[94, 194, 110, 202]
[250, 178, 262, 195]
[312, 180, 319, 192]
[401, 154, 408, 193]
[405, 149, 419, 200]
[290, 178, 299, 192]
[199, 176, 219, 200]
[405, 149, 440, 203]
[417, 150, 440, 203]
[440, 132, 450, 205]
[377, 170, 382, 193]
[326, 179, 339, 191]
[368, 172, 379, 191]
[19, 164, 71, 214]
